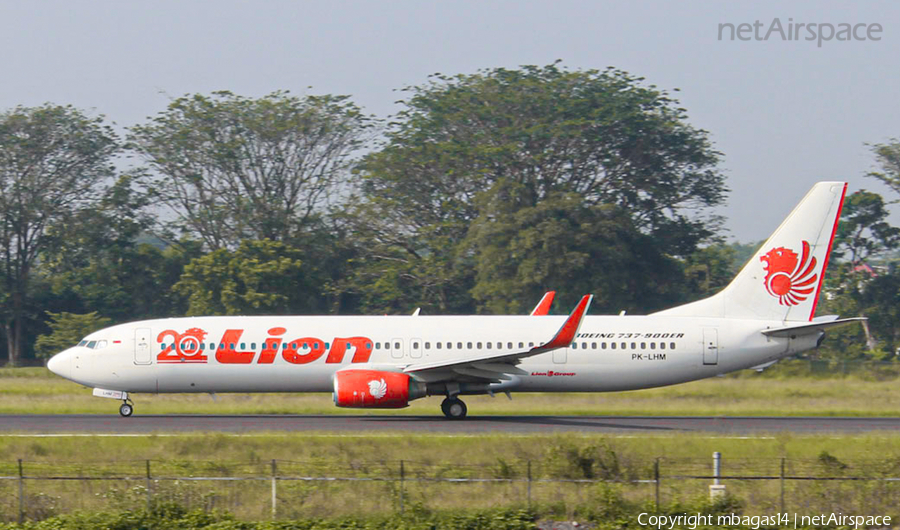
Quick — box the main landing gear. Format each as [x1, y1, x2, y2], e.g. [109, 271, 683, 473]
[119, 399, 134, 417]
[441, 397, 467, 419]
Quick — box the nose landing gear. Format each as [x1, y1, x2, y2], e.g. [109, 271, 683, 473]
[119, 399, 134, 417]
[440, 397, 467, 419]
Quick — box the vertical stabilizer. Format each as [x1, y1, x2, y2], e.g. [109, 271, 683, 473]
[656, 181, 847, 322]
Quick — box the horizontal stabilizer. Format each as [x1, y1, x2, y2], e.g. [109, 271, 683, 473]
[761, 317, 866, 338]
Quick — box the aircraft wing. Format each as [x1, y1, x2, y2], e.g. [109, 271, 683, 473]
[761, 317, 867, 338]
[530, 291, 556, 316]
[404, 294, 592, 380]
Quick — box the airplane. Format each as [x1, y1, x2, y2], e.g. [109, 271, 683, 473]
[47, 181, 864, 419]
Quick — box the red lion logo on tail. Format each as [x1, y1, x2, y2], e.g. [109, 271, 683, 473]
[760, 241, 818, 306]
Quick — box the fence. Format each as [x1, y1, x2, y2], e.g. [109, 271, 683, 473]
[2, 454, 900, 521]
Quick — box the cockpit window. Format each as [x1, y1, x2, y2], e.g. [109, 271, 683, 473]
[80, 340, 110, 350]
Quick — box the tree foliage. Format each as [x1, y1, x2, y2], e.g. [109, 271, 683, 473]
[350, 63, 726, 313]
[130, 91, 371, 250]
[34, 312, 112, 360]
[867, 139, 900, 198]
[174, 239, 322, 316]
[0, 104, 118, 364]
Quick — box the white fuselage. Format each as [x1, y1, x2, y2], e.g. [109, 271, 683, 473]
[48, 314, 816, 395]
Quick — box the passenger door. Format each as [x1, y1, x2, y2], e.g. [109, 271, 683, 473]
[134, 328, 152, 365]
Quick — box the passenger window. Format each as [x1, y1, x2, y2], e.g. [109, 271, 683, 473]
[572, 343, 577, 350]
[497, 342, 502, 349]
[160, 343, 166, 350]
[621, 342, 626, 349]
[518, 342, 524, 348]
[529, 342, 534, 347]
[487, 342, 492, 349]
[425, 342, 431, 349]
[211, 343, 216, 350]
[611, 343, 616, 349]
[375, 342, 381, 350]
[660, 343, 666, 350]
[641, 343, 646, 349]
[467, 342, 473, 349]
[670, 342, 676, 349]
[582, 342, 587, 349]
[230, 343, 235, 350]
[602, 343, 607, 350]
[366, 342, 371, 350]
[200, 343, 205, 350]
[650, 343, 656, 349]
[458, 342, 463, 349]
[477, 342, 482, 349]
[436, 343, 441, 349]
[508, 342, 513, 349]
[240, 343, 246, 350]
[631, 342, 636, 349]
[395, 342, 400, 350]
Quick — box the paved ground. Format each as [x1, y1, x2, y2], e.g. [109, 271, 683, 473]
[1, 414, 899, 434]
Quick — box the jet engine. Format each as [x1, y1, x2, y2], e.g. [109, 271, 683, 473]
[332, 369, 427, 408]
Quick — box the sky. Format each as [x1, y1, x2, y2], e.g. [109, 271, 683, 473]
[0, 0, 897, 242]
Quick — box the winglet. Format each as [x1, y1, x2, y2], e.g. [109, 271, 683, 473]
[530, 291, 556, 316]
[540, 294, 592, 349]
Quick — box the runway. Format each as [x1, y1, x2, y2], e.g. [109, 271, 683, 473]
[1, 415, 900, 434]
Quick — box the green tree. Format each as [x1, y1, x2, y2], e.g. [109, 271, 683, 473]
[866, 139, 900, 197]
[39, 175, 202, 322]
[681, 243, 741, 301]
[0, 104, 118, 364]
[468, 189, 683, 314]
[832, 190, 900, 264]
[818, 190, 900, 358]
[130, 91, 371, 250]
[174, 239, 322, 316]
[351, 63, 726, 313]
[34, 311, 112, 360]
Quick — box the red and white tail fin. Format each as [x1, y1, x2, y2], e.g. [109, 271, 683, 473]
[656, 181, 847, 322]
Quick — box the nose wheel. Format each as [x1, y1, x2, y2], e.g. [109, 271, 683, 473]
[119, 400, 134, 417]
[441, 397, 467, 419]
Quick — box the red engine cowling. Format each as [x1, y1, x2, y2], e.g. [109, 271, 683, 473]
[333, 370, 422, 409]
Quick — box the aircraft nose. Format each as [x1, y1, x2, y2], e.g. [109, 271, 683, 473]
[47, 349, 73, 380]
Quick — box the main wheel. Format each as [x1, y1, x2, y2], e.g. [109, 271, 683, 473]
[441, 397, 467, 419]
[119, 403, 133, 417]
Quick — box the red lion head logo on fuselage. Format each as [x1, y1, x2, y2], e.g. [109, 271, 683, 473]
[760, 241, 818, 306]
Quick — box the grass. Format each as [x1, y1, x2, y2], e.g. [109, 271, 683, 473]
[3, 365, 900, 416]
[1, 432, 900, 521]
